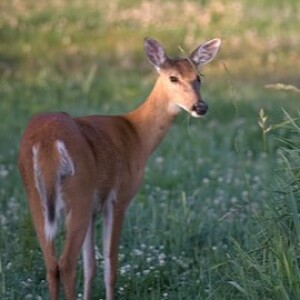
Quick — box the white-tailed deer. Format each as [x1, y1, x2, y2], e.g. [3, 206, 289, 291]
[18, 37, 221, 299]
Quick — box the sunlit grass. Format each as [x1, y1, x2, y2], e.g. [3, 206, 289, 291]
[1, 0, 300, 80]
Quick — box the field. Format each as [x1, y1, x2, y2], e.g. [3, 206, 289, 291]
[1, 0, 300, 299]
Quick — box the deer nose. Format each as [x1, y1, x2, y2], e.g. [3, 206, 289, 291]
[191, 101, 208, 116]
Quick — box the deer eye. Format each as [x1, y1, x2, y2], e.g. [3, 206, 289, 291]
[196, 75, 201, 83]
[169, 76, 179, 83]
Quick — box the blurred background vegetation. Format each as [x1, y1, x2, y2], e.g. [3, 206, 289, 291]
[1, 0, 300, 299]
[1, 0, 300, 80]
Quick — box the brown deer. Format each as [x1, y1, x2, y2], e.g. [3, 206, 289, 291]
[18, 37, 221, 300]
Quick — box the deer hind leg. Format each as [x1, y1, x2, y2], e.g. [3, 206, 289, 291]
[26, 190, 60, 300]
[102, 191, 126, 300]
[42, 239, 60, 300]
[53, 140, 94, 299]
[58, 190, 94, 300]
[26, 145, 60, 299]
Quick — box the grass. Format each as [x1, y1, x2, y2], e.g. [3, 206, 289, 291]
[1, 0, 300, 299]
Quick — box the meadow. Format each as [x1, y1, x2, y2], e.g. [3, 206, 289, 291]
[1, 0, 300, 299]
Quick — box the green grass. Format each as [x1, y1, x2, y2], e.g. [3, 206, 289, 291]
[1, 0, 300, 299]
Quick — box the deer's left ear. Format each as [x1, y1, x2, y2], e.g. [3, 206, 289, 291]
[190, 38, 221, 68]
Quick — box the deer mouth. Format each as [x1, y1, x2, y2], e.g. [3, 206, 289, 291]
[191, 101, 208, 117]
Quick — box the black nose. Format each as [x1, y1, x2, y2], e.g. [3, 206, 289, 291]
[192, 101, 208, 116]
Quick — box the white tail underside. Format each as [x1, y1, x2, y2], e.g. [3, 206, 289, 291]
[32, 140, 75, 242]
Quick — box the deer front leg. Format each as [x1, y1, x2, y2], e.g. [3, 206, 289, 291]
[82, 217, 96, 300]
[102, 192, 127, 300]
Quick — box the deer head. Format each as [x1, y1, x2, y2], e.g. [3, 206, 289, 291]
[144, 38, 221, 117]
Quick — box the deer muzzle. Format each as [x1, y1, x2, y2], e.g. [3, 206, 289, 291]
[191, 101, 208, 117]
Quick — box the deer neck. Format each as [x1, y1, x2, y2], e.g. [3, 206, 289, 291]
[125, 78, 180, 157]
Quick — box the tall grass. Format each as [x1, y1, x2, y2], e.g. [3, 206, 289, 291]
[225, 111, 300, 299]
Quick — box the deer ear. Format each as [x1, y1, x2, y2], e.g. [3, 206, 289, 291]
[144, 38, 167, 71]
[190, 38, 221, 68]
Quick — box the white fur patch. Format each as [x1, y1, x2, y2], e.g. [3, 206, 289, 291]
[45, 221, 57, 242]
[82, 218, 95, 299]
[102, 190, 116, 289]
[32, 144, 46, 203]
[55, 139, 75, 219]
[56, 140, 75, 177]
[191, 111, 202, 118]
[104, 257, 111, 294]
[167, 102, 181, 115]
[32, 144, 56, 242]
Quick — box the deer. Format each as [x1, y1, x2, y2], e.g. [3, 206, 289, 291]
[18, 37, 221, 300]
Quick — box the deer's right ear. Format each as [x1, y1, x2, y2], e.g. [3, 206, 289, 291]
[144, 38, 167, 71]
